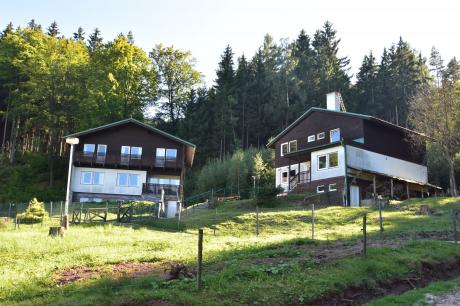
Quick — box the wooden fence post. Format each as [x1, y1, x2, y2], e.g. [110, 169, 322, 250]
[8, 203, 11, 219]
[378, 199, 384, 240]
[177, 201, 182, 230]
[213, 206, 217, 236]
[453, 210, 458, 244]
[362, 214, 367, 257]
[60, 201, 63, 223]
[311, 204, 315, 240]
[256, 205, 259, 237]
[50, 201, 53, 218]
[197, 229, 203, 290]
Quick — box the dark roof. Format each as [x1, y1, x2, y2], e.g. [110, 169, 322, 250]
[267, 107, 424, 148]
[64, 118, 196, 148]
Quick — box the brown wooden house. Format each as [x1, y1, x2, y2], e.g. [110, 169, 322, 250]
[64, 118, 195, 217]
[267, 92, 441, 206]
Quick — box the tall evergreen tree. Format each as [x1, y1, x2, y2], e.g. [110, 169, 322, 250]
[46, 21, 59, 37]
[87, 28, 103, 53]
[353, 51, 378, 114]
[73, 27, 85, 41]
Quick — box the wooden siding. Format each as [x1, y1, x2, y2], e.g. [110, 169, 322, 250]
[362, 120, 425, 164]
[274, 112, 364, 168]
[74, 122, 186, 171]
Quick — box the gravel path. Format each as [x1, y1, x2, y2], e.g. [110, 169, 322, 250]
[423, 287, 460, 305]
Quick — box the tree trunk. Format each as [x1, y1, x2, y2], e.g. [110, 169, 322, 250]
[2, 102, 9, 154]
[8, 117, 19, 164]
[449, 159, 458, 197]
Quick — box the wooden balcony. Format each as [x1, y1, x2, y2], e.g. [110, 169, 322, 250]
[142, 183, 180, 196]
[73, 152, 182, 170]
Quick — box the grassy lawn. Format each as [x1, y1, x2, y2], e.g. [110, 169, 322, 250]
[0, 196, 459, 305]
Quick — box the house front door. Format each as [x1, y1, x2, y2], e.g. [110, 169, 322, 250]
[350, 185, 360, 207]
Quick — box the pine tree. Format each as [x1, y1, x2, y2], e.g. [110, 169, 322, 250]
[354, 52, 378, 114]
[1, 22, 13, 38]
[127, 31, 134, 44]
[87, 28, 103, 53]
[73, 27, 85, 41]
[429, 47, 444, 86]
[47, 21, 59, 37]
[27, 19, 41, 30]
[443, 57, 460, 85]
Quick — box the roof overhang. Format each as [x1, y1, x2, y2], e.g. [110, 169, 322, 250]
[283, 141, 342, 159]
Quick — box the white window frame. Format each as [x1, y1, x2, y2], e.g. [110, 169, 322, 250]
[329, 183, 337, 191]
[117, 173, 129, 186]
[121, 146, 130, 155]
[92, 172, 104, 185]
[328, 151, 339, 169]
[130, 146, 142, 159]
[129, 174, 140, 187]
[317, 132, 325, 140]
[83, 144, 95, 155]
[81, 171, 93, 185]
[289, 140, 297, 152]
[281, 171, 288, 183]
[317, 185, 325, 193]
[166, 149, 177, 161]
[280, 142, 288, 156]
[308, 135, 316, 142]
[317, 154, 327, 170]
[330, 128, 341, 143]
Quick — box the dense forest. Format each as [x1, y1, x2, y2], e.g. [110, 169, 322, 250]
[0, 20, 459, 201]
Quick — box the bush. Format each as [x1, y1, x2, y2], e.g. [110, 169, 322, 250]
[255, 185, 284, 207]
[17, 198, 48, 224]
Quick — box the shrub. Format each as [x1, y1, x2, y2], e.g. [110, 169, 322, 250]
[255, 185, 284, 207]
[17, 198, 48, 224]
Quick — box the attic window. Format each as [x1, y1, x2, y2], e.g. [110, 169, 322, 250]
[289, 140, 297, 152]
[330, 128, 341, 142]
[281, 143, 288, 156]
[317, 132, 325, 140]
[308, 135, 315, 142]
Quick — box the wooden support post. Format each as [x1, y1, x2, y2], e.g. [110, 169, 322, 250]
[311, 204, 315, 240]
[362, 214, 367, 257]
[378, 198, 384, 240]
[421, 188, 424, 198]
[177, 201, 182, 230]
[373, 175, 377, 204]
[60, 201, 63, 223]
[406, 183, 410, 200]
[390, 179, 394, 199]
[197, 229, 203, 290]
[256, 205, 259, 237]
[288, 160, 291, 191]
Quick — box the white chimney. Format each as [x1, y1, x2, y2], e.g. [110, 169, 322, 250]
[326, 92, 341, 111]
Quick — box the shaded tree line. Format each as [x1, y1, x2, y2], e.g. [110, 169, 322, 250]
[1, 20, 458, 195]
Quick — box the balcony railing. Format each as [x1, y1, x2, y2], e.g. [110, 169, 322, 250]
[142, 183, 180, 196]
[74, 152, 181, 169]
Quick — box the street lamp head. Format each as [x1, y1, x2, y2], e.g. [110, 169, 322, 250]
[66, 137, 79, 145]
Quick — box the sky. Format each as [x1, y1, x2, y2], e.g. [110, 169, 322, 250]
[2, 0, 460, 85]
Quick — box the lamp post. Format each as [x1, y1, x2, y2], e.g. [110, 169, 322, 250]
[252, 176, 256, 199]
[63, 137, 79, 229]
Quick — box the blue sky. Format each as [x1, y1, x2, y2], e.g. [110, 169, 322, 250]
[2, 0, 460, 85]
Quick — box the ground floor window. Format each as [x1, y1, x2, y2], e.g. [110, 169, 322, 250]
[317, 185, 325, 193]
[281, 172, 288, 183]
[329, 183, 337, 191]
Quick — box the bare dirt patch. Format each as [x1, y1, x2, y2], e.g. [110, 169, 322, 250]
[302, 260, 460, 306]
[55, 261, 194, 285]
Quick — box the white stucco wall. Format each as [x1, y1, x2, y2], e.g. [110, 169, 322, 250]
[311, 145, 346, 181]
[71, 166, 147, 196]
[346, 145, 428, 184]
[275, 162, 309, 191]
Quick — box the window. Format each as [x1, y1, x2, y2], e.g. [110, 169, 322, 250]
[117, 173, 129, 186]
[81, 172, 92, 184]
[281, 172, 288, 183]
[329, 152, 339, 168]
[317, 185, 325, 193]
[317, 132, 325, 140]
[92, 172, 104, 185]
[83, 144, 95, 156]
[130, 147, 142, 159]
[281, 143, 288, 156]
[289, 169, 296, 177]
[129, 174, 139, 187]
[330, 128, 341, 142]
[170, 178, 180, 186]
[166, 149, 177, 161]
[97, 144, 107, 156]
[308, 135, 316, 142]
[318, 155, 327, 170]
[289, 140, 297, 152]
[156, 148, 166, 166]
[329, 183, 337, 191]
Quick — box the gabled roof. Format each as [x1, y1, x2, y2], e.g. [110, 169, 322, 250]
[267, 107, 424, 148]
[64, 118, 196, 148]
